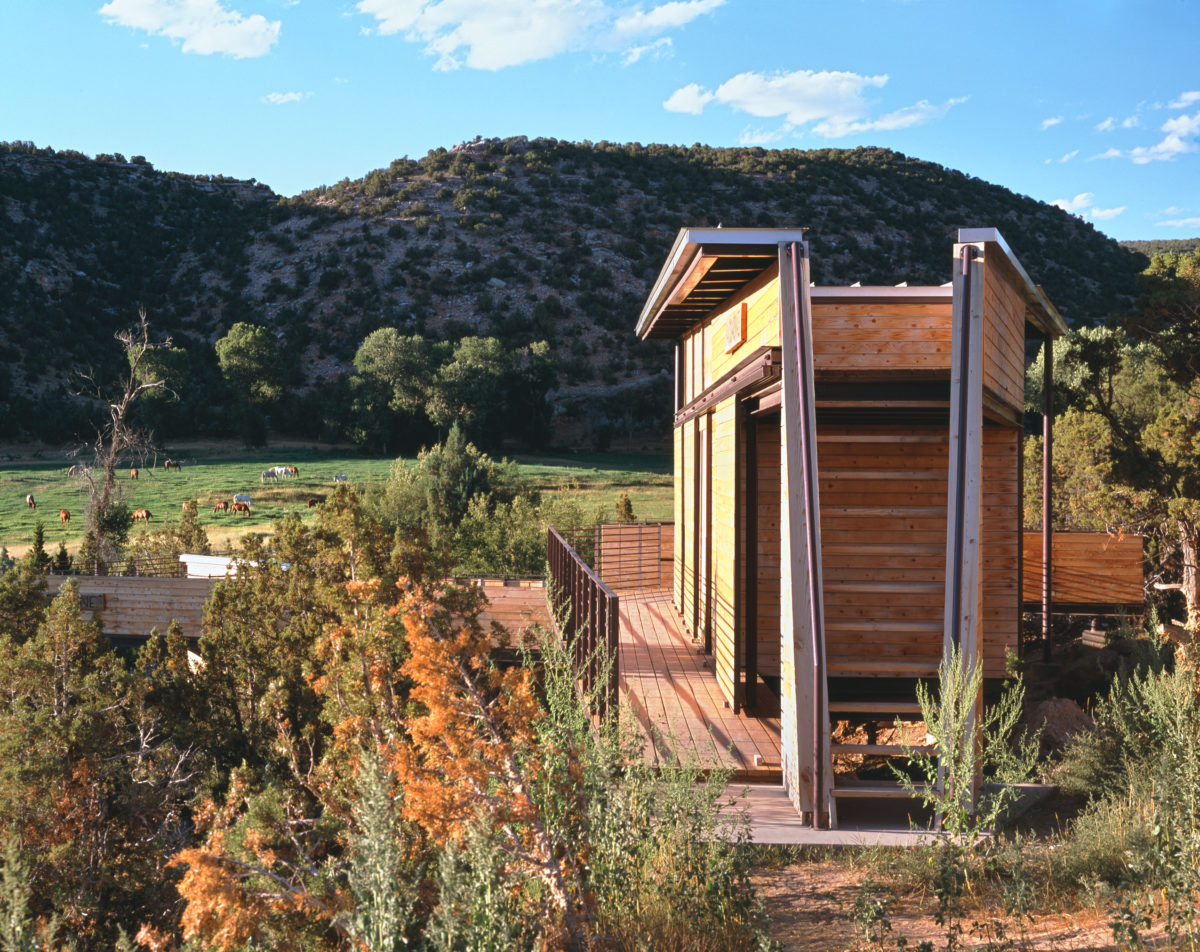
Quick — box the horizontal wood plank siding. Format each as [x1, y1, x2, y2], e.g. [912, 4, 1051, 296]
[981, 426, 1020, 677]
[46, 575, 215, 638]
[1022, 531, 1144, 607]
[981, 258, 1027, 412]
[674, 426, 684, 609]
[811, 302, 953, 376]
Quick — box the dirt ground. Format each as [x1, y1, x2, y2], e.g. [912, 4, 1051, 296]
[754, 860, 1145, 951]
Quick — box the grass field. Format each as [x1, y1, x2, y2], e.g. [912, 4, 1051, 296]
[0, 443, 672, 557]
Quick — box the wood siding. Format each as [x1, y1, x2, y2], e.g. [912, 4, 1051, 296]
[711, 398, 740, 706]
[817, 422, 1018, 680]
[1022, 531, 1144, 608]
[756, 418, 782, 679]
[981, 259, 1028, 411]
[811, 302, 953, 376]
[596, 523, 673, 592]
[45, 575, 215, 638]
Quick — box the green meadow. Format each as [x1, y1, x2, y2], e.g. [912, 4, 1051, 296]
[0, 444, 672, 557]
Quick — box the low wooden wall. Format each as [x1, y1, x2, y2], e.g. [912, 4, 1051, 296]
[1022, 531, 1144, 610]
[46, 575, 217, 639]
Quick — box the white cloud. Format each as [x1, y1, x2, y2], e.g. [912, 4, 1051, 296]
[664, 68, 963, 140]
[1170, 91, 1200, 110]
[1052, 192, 1125, 222]
[1053, 192, 1094, 214]
[261, 90, 309, 104]
[622, 36, 671, 65]
[99, 0, 280, 58]
[663, 82, 713, 114]
[1157, 215, 1200, 228]
[613, 0, 723, 37]
[356, 0, 719, 70]
[1096, 116, 1115, 132]
[1092, 147, 1123, 160]
[1129, 111, 1200, 164]
[1058, 149, 1079, 163]
[1040, 116, 1063, 130]
[1122, 115, 1140, 128]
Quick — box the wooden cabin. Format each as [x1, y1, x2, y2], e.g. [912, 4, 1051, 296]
[635, 227, 1066, 827]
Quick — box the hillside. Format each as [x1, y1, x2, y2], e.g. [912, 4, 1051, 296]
[0, 137, 1145, 446]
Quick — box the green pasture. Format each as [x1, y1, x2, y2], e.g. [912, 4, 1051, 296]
[0, 445, 672, 556]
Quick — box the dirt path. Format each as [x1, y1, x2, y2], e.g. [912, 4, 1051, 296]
[754, 861, 1138, 951]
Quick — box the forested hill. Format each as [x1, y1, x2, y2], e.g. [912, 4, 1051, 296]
[0, 137, 1144, 445]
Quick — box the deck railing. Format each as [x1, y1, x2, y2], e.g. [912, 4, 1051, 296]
[547, 527, 619, 719]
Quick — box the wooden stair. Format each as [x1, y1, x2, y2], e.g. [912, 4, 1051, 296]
[829, 694, 932, 806]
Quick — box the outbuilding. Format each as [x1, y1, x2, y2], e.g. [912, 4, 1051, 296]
[635, 227, 1066, 827]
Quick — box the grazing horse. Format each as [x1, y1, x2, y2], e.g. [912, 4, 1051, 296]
[130, 467, 138, 480]
[231, 501, 251, 516]
[261, 469, 278, 483]
[25, 494, 34, 510]
[287, 465, 299, 477]
[306, 497, 323, 508]
[59, 509, 69, 528]
[182, 500, 198, 515]
[132, 508, 152, 523]
[164, 459, 181, 471]
[212, 500, 229, 513]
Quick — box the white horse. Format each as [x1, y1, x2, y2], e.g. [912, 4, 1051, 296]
[261, 469, 278, 483]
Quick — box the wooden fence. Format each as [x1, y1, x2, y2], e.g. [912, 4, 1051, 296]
[547, 528, 619, 719]
[1021, 531, 1145, 612]
[594, 522, 674, 592]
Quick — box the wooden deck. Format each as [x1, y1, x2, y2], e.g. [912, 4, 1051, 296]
[619, 588, 782, 781]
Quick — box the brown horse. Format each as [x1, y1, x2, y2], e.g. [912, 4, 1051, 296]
[59, 509, 69, 528]
[212, 500, 229, 513]
[130, 467, 138, 480]
[25, 494, 34, 510]
[132, 508, 152, 523]
[231, 501, 251, 516]
[306, 497, 325, 508]
[164, 459, 181, 471]
[182, 500, 198, 515]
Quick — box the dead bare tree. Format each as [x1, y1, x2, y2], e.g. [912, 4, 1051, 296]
[71, 308, 176, 560]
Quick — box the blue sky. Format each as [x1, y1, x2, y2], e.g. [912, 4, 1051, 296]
[2, 0, 1198, 241]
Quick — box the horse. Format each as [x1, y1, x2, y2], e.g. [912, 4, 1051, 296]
[272, 465, 289, 479]
[130, 467, 138, 480]
[59, 509, 69, 528]
[164, 459, 181, 471]
[307, 497, 324, 508]
[287, 465, 299, 478]
[231, 501, 251, 516]
[132, 509, 152, 523]
[25, 494, 34, 510]
[261, 469, 278, 483]
[333, 474, 348, 484]
[182, 500, 198, 515]
[212, 500, 229, 513]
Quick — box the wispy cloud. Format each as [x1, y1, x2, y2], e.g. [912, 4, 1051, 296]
[1052, 191, 1126, 222]
[1096, 117, 1115, 132]
[99, 0, 281, 58]
[1058, 150, 1079, 163]
[261, 90, 310, 104]
[1129, 110, 1200, 164]
[1170, 91, 1200, 110]
[1041, 116, 1063, 130]
[356, 0, 722, 70]
[663, 68, 964, 140]
[1157, 215, 1200, 229]
[622, 36, 671, 65]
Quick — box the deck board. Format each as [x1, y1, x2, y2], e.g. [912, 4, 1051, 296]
[619, 589, 782, 780]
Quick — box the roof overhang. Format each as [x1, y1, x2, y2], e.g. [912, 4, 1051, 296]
[636, 227, 808, 341]
[956, 228, 1068, 339]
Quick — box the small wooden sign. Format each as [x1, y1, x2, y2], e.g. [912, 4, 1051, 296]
[723, 301, 748, 354]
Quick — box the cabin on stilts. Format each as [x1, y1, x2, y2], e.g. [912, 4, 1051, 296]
[635, 227, 1067, 828]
